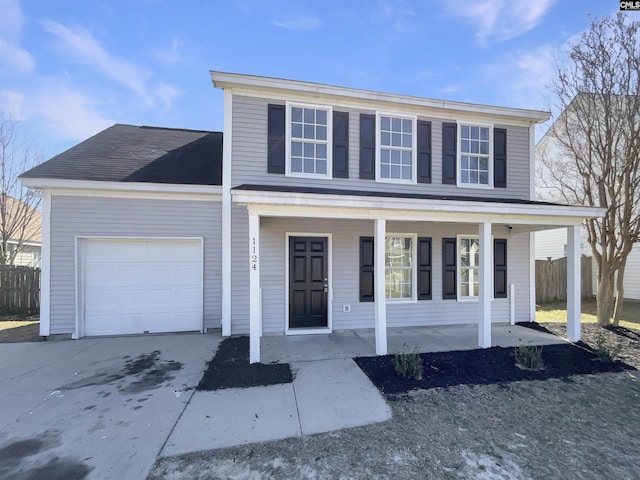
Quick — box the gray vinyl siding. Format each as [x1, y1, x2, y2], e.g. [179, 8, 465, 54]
[232, 95, 531, 200]
[49, 195, 222, 335]
[229, 214, 531, 334]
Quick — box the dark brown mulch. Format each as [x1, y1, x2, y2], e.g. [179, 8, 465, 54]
[197, 336, 293, 391]
[355, 340, 635, 396]
[518, 321, 640, 369]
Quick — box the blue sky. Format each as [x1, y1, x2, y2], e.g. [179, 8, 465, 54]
[0, 0, 623, 159]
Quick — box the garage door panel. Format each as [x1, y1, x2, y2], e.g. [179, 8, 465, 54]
[83, 239, 203, 336]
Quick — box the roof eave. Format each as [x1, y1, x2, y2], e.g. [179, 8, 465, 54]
[211, 70, 551, 123]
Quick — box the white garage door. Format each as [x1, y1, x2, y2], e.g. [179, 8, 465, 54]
[83, 238, 203, 336]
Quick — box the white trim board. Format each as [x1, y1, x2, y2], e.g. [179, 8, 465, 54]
[21, 178, 222, 197]
[211, 71, 550, 124]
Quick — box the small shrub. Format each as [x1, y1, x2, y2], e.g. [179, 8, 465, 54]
[594, 331, 623, 362]
[392, 347, 424, 380]
[514, 341, 544, 370]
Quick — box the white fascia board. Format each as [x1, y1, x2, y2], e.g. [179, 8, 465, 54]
[211, 71, 550, 124]
[231, 189, 605, 224]
[20, 178, 222, 197]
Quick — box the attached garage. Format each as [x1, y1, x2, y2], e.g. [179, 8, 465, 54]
[80, 238, 204, 336]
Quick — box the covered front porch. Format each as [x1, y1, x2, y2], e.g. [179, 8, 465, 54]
[260, 324, 566, 363]
[230, 185, 604, 364]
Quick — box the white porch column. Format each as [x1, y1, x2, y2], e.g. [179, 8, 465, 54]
[478, 222, 492, 348]
[567, 225, 581, 342]
[248, 213, 261, 363]
[374, 219, 387, 355]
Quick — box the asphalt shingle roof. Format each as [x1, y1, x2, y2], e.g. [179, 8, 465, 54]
[20, 124, 223, 186]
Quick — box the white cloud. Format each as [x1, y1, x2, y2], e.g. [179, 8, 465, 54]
[156, 37, 185, 66]
[28, 85, 113, 140]
[41, 20, 153, 102]
[0, 0, 24, 36]
[0, 37, 33, 74]
[445, 0, 556, 45]
[154, 82, 181, 111]
[483, 46, 557, 110]
[273, 15, 322, 31]
[0, 0, 34, 74]
[372, 0, 416, 34]
[41, 20, 182, 113]
[0, 90, 25, 120]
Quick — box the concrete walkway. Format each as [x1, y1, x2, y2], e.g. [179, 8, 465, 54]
[162, 357, 392, 455]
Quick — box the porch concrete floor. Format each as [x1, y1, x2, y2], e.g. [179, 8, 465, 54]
[261, 324, 567, 364]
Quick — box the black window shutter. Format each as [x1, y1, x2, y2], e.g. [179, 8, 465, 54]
[494, 128, 507, 188]
[442, 122, 457, 185]
[494, 239, 508, 298]
[417, 237, 432, 300]
[359, 114, 375, 179]
[360, 237, 375, 302]
[333, 111, 349, 178]
[442, 238, 457, 299]
[267, 104, 285, 174]
[417, 120, 432, 184]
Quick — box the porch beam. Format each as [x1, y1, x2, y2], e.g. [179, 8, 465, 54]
[374, 218, 387, 355]
[567, 225, 581, 342]
[248, 213, 261, 363]
[478, 222, 492, 348]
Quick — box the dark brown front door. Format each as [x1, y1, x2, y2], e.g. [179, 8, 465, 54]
[289, 236, 328, 329]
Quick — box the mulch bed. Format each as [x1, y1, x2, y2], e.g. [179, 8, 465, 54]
[518, 321, 640, 369]
[355, 338, 635, 396]
[197, 336, 293, 391]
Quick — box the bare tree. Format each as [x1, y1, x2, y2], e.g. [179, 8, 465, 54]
[538, 13, 640, 326]
[0, 111, 42, 266]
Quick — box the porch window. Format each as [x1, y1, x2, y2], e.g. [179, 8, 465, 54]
[377, 114, 416, 182]
[287, 103, 332, 177]
[385, 235, 415, 300]
[459, 236, 479, 298]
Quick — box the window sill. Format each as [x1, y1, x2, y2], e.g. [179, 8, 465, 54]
[285, 172, 332, 180]
[456, 182, 494, 190]
[376, 177, 416, 185]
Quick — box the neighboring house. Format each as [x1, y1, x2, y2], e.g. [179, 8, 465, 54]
[535, 96, 640, 302]
[20, 72, 603, 363]
[3, 196, 42, 267]
[535, 228, 640, 301]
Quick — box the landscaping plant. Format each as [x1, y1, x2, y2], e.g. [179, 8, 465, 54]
[392, 347, 424, 380]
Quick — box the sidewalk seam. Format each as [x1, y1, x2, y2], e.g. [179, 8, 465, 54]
[291, 379, 304, 437]
[156, 387, 198, 459]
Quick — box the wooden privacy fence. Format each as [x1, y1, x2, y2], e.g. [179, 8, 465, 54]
[0, 265, 40, 315]
[535, 256, 593, 304]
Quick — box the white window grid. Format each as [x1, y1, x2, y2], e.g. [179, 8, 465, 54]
[286, 102, 332, 177]
[458, 123, 493, 188]
[385, 234, 416, 300]
[376, 113, 417, 183]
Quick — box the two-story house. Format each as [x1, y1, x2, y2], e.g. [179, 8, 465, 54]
[20, 72, 603, 363]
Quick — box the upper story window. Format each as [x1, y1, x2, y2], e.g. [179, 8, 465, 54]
[286, 103, 332, 177]
[458, 123, 493, 187]
[376, 114, 416, 183]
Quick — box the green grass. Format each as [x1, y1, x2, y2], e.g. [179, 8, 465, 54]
[536, 297, 640, 330]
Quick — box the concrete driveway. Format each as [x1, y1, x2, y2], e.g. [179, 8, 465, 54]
[0, 333, 220, 480]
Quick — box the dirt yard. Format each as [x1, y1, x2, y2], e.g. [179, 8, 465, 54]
[0, 318, 41, 343]
[148, 323, 640, 480]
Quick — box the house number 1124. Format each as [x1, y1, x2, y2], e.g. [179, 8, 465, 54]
[251, 238, 258, 271]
